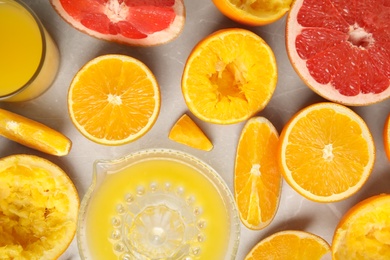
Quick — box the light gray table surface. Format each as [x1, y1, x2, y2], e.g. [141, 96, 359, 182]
[1, 0, 390, 259]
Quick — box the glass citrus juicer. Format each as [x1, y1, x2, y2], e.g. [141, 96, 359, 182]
[77, 149, 240, 259]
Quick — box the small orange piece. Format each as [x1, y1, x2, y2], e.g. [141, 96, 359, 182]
[332, 194, 390, 259]
[278, 102, 375, 202]
[68, 54, 160, 145]
[182, 28, 277, 124]
[168, 114, 213, 151]
[0, 154, 79, 259]
[234, 117, 281, 230]
[245, 230, 331, 260]
[212, 0, 293, 26]
[383, 114, 390, 160]
[0, 108, 71, 156]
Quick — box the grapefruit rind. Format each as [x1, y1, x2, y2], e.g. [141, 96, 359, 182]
[49, 0, 186, 46]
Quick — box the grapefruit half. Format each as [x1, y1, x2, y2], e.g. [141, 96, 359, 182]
[286, 0, 390, 106]
[50, 0, 186, 46]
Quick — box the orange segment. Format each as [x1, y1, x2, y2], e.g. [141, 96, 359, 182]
[212, 0, 293, 26]
[383, 114, 390, 160]
[68, 54, 160, 145]
[182, 28, 277, 124]
[234, 117, 281, 230]
[168, 114, 213, 151]
[245, 230, 331, 260]
[0, 108, 71, 156]
[278, 102, 375, 202]
[332, 194, 390, 259]
[0, 154, 79, 259]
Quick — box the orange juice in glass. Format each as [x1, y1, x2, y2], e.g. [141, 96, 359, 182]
[0, 0, 59, 102]
[77, 149, 240, 259]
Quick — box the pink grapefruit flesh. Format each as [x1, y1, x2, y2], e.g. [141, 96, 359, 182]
[286, 0, 390, 106]
[50, 0, 185, 46]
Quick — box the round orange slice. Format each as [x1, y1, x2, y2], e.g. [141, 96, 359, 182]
[332, 194, 390, 259]
[383, 113, 390, 160]
[0, 154, 79, 259]
[0, 108, 71, 156]
[182, 28, 277, 124]
[68, 54, 160, 145]
[245, 230, 331, 259]
[235, 117, 281, 230]
[212, 0, 293, 26]
[278, 102, 375, 202]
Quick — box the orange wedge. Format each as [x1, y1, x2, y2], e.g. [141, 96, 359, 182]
[383, 114, 390, 160]
[0, 108, 71, 156]
[68, 54, 160, 145]
[212, 0, 293, 26]
[278, 102, 375, 202]
[234, 117, 281, 229]
[182, 28, 277, 124]
[168, 114, 213, 151]
[245, 230, 331, 260]
[0, 154, 79, 259]
[332, 194, 390, 259]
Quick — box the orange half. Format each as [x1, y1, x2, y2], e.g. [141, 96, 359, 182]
[182, 28, 277, 124]
[68, 54, 160, 145]
[332, 194, 390, 259]
[278, 102, 375, 202]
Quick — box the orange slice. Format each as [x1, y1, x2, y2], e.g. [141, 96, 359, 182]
[0, 108, 71, 156]
[68, 54, 160, 145]
[245, 230, 331, 260]
[182, 28, 277, 124]
[168, 114, 213, 151]
[332, 194, 390, 259]
[0, 154, 79, 259]
[383, 114, 390, 160]
[234, 117, 281, 230]
[212, 0, 293, 26]
[278, 102, 375, 202]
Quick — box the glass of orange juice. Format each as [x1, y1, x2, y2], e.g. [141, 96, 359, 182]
[77, 149, 240, 259]
[0, 0, 60, 102]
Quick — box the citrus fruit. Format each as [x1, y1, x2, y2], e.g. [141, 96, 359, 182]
[245, 230, 331, 260]
[182, 28, 277, 124]
[234, 117, 281, 230]
[383, 113, 390, 160]
[168, 113, 213, 151]
[286, 0, 390, 106]
[0, 108, 71, 156]
[332, 193, 390, 259]
[50, 0, 185, 46]
[68, 54, 160, 145]
[0, 154, 79, 259]
[278, 102, 375, 202]
[212, 0, 293, 26]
